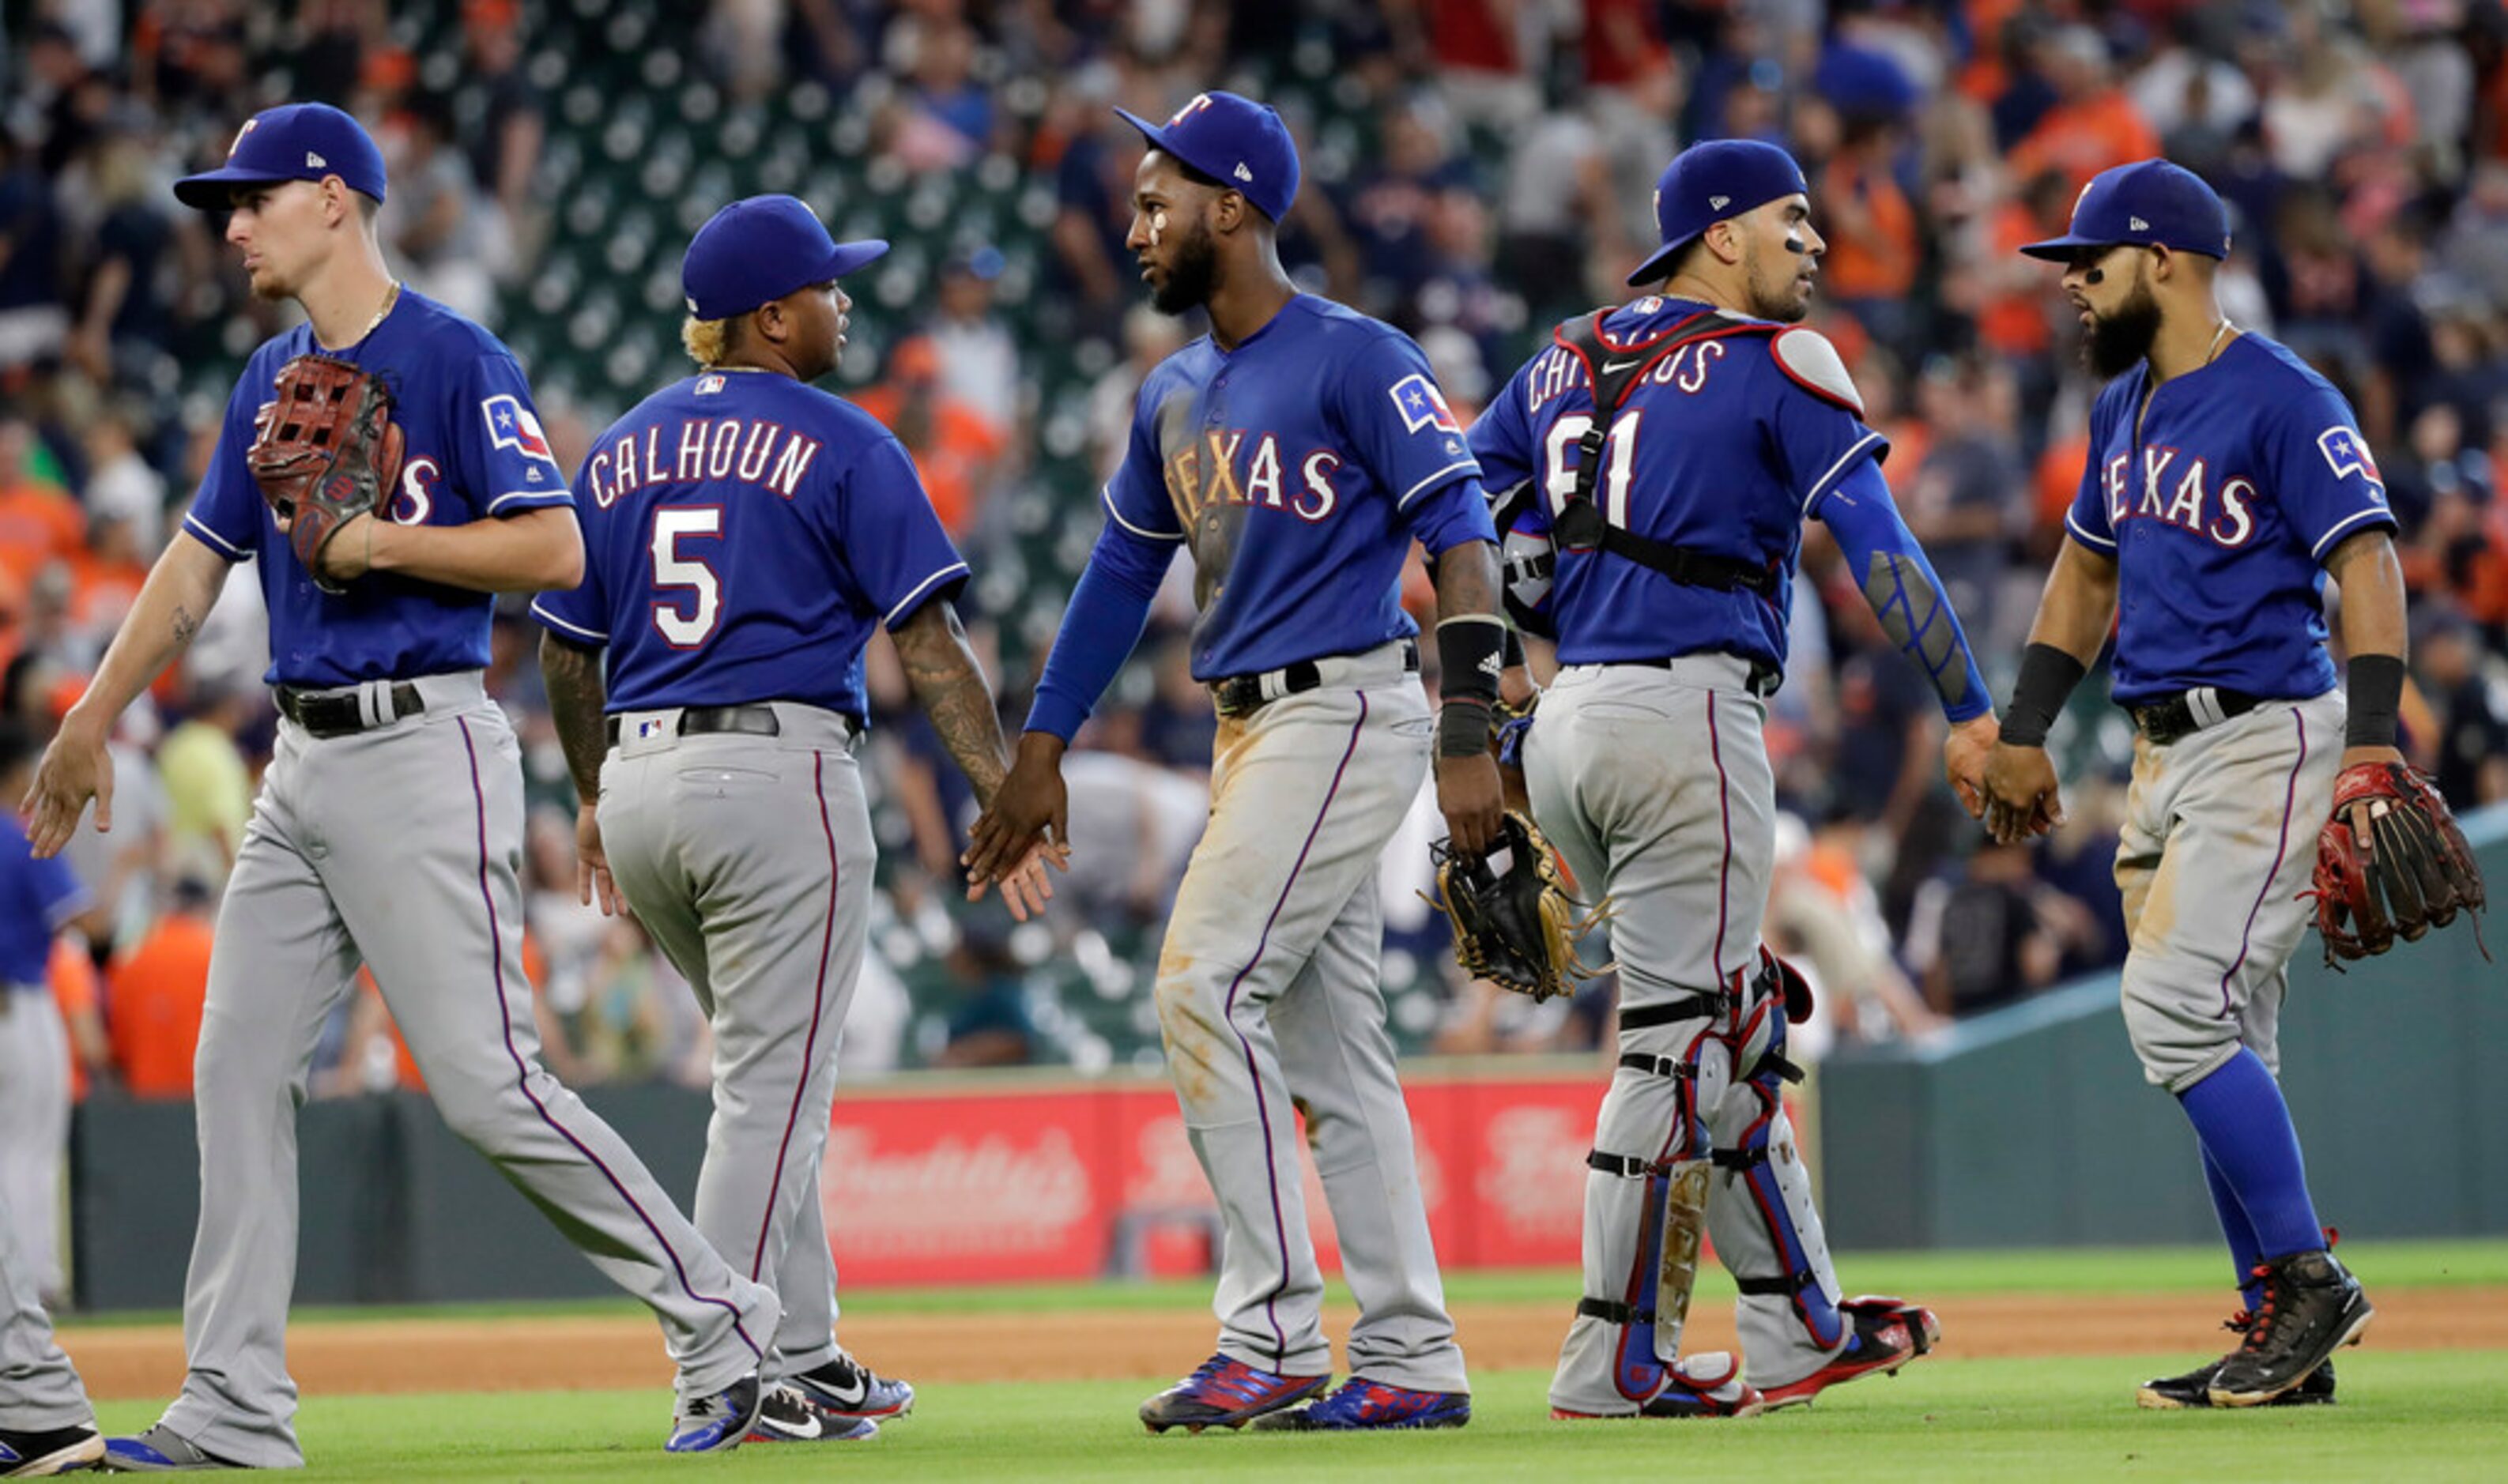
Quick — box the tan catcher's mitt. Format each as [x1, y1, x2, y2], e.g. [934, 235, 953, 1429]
[2306, 760, 2488, 970]
[1425, 810, 1612, 1002]
[249, 353, 405, 593]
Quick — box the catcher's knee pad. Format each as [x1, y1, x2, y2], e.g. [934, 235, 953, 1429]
[1707, 1015, 1845, 1359]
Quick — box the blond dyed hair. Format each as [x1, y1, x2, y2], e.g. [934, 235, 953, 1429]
[681, 315, 733, 368]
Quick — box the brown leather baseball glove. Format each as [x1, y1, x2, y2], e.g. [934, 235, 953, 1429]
[1425, 810, 1612, 1001]
[2306, 760, 2488, 969]
[249, 353, 404, 593]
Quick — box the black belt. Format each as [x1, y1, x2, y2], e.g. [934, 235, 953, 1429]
[1625, 655, 1782, 697]
[606, 704, 783, 747]
[274, 682, 423, 739]
[2129, 687, 2262, 746]
[1209, 640, 1419, 720]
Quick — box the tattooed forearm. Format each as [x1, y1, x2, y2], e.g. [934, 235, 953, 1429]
[538, 632, 611, 803]
[172, 605, 199, 649]
[892, 601, 1013, 807]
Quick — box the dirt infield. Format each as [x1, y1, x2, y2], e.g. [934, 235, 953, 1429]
[56, 1286, 2508, 1401]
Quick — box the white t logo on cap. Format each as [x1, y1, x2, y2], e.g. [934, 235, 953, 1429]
[228, 119, 258, 157]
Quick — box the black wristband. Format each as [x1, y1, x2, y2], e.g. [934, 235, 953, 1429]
[1439, 697, 1492, 758]
[2344, 653, 2406, 749]
[1436, 616, 1505, 706]
[1501, 625, 1525, 671]
[1999, 642, 2088, 748]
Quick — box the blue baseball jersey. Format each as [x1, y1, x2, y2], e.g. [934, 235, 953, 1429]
[1101, 295, 1494, 679]
[1, 813, 88, 986]
[1469, 296, 1885, 673]
[2064, 332, 2398, 706]
[184, 290, 572, 687]
[530, 370, 967, 723]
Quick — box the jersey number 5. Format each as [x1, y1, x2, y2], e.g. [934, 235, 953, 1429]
[650, 506, 723, 647]
[1542, 411, 1643, 527]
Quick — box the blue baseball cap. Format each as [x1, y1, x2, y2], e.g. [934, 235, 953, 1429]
[1114, 91, 1299, 223]
[2020, 159, 2231, 261]
[1627, 139, 1811, 287]
[174, 103, 388, 209]
[681, 195, 888, 321]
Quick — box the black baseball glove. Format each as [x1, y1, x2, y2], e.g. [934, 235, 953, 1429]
[1425, 810, 1612, 1001]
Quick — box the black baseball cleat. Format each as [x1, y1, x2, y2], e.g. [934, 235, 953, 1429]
[0, 1420, 104, 1477]
[2140, 1349, 2336, 1409]
[2205, 1251, 2371, 1407]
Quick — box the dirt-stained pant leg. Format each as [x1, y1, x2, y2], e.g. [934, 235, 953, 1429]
[0, 1177, 90, 1432]
[598, 710, 875, 1382]
[307, 685, 777, 1405]
[160, 734, 361, 1467]
[1154, 670, 1443, 1382]
[1265, 853, 1467, 1393]
[1526, 662, 1778, 1414]
[2114, 695, 2342, 1092]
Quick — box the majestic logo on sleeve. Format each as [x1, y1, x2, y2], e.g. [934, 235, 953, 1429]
[482, 394, 553, 459]
[2318, 426, 2386, 502]
[1390, 374, 1461, 434]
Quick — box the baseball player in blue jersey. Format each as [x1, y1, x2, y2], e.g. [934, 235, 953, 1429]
[964, 91, 1503, 1433]
[0, 722, 107, 1479]
[22, 104, 781, 1466]
[533, 194, 1057, 1446]
[1983, 160, 2399, 1409]
[1469, 140, 1982, 1419]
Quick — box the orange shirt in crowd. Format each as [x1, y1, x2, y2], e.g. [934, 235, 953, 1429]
[105, 910, 216, 1098]
[51, 939, 102, 1102]
[852, 387, 1006, 535]
[0, 482, 87, 591]
[1820, 157, 1918, 302]
[1980, 199, 2058, 358]
[2009, 89, 2161, 196]
[2035, 431, 2091, 533]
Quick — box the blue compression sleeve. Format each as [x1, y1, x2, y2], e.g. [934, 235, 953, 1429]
[1816, 460, 1993, 723]
[2178, 1048, 2325, 1262]
[1024, 519, 1173, 742]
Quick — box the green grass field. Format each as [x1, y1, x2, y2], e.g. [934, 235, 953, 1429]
[81, 1240, 2508, 1481]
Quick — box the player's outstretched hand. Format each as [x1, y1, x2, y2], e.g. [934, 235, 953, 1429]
[1944, 712, 2000, 820]
[575, 802, 629, 918]
[1436, 751, 1506, 859]
[1980, 740, 2066, 845]
[990, 839, 1062, 923]
[965, 732, 1071, 892]
[22, 717, 112, 858]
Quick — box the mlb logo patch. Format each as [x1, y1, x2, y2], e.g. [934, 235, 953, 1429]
[1390, 373, 1461, 435]
[483, 394, 553, 459]
[635, 718, 666, 740]
[696, 374, 726, 396]
[2318, 425, 2382, 486]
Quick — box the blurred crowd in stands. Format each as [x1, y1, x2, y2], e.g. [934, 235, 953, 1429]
[6, 0, 2508, 1107]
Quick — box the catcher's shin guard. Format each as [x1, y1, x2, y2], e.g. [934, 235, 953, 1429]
[1550, 999, 1732, 1416]
[1707, 993, 1850, 1386]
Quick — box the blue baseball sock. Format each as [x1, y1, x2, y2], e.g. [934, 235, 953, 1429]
[2200, 1147, 2268, 1312]
[2177, 1049, 2323, 1264]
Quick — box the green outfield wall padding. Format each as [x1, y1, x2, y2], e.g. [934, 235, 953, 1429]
[1816, 804, 2508, 1250]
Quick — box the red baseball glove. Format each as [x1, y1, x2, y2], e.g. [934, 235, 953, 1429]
[248, 353, 403, 593]
[2306, 760, 2488, 969]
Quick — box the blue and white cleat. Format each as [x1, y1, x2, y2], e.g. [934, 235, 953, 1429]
[666, 1373, 764, 1454]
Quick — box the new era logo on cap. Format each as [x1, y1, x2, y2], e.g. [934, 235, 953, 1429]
[1235, 163, 1254, 183]
[1710, 194, 1730, 209]
[307, 152, 326, 168]
[2129, 215, 2148, 231]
